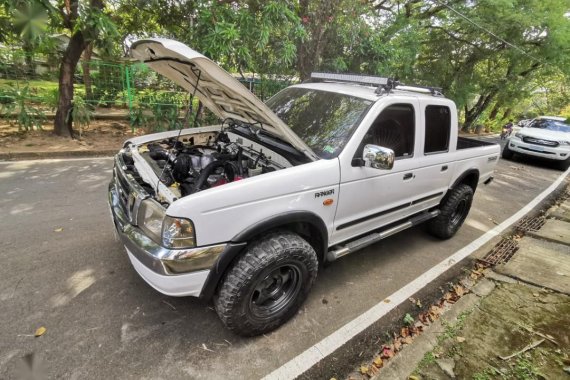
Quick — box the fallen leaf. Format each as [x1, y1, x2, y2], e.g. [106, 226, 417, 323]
[383, 298, 391, 303]
[403, 336, 413, 345]
[532, 292, 540, 297]
[381, 346, 395, 359]
[373, 357, 383, 368]
[53, 228, 63, 232]
[34, 326, 46, 337]
[360, 365, 369, 375]
[409, 376, 420, 380]
[454, 284, 465, 297]
[456, 336, 466, 343]
[401, 327, 410, 337]
[367, 365, 379, 376]
[394, 339, 402, 352]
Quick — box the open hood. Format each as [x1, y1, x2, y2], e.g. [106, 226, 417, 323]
[131, 38, 317, 160]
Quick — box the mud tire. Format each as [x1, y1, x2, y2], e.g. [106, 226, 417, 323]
[214, 230, 318, 336]
[428, 184, 474, 240]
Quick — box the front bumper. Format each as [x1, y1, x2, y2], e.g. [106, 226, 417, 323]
[508, 137, 570, 161]
[108, 161, 226, 297]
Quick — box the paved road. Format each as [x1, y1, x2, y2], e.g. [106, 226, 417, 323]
[0, 137, 566, 379]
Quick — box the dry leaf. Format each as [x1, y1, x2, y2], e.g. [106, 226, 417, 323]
[54, 228, 63, 232]
[373, 357, 383, 368]
[367, 366, 380, 376]
[456, 336, 466, 343]
[34, 326, 46, 337]
[409, 376, 420, 380]
[381, 346, 395, 359]
[394, 339, 402, 352]
[403, 336, 413, 345]
[454, 284, 465, 297]
[532, 292, 540, 297]
[360, 365, 369, 375]
[383, 298, 391, 303]
[401, 327, 410, 337]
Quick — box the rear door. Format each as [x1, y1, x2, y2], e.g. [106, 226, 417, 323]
[411, 100, 457, 209]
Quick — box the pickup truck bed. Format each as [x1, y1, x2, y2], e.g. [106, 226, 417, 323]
[457, 136, 497, 149]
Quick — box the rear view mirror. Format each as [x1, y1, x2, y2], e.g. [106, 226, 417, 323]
[363, 144, 395, 170]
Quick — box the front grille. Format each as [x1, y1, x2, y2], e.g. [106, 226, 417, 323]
[523, 136, 559, 147]
[113, 154, 150, 226]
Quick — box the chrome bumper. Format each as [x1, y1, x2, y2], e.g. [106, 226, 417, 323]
[108, 161, 226, 276]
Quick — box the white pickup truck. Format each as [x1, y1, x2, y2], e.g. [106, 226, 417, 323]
[108, 39, 499, 336]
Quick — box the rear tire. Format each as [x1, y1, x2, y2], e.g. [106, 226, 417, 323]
[428, 184, 474, 240]
[214, 230, 318, 336]
[502, 143, 514, 160]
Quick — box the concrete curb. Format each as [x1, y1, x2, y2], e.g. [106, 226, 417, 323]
[372, 280, 491, 380]
[0, 149, 116, 161]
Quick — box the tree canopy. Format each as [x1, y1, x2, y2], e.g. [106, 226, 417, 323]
[1, 0, 569, 135]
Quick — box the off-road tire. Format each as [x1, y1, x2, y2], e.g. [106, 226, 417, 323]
[502, 143, 514, 160]
[214, 230, 318, 336]
[428, 184, 474, 240]
[554, 157, 570, 171]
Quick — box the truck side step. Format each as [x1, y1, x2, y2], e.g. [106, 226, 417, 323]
[327, 210, 440, 261]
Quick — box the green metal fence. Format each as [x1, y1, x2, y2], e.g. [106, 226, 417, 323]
[0, 48, 293, 132]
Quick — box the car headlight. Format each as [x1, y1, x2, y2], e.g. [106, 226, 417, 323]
[559, 140, 570, 145]
[162, 216, 196, 248]
[137, 199, 165, 244]
[514, 132, 524, 139]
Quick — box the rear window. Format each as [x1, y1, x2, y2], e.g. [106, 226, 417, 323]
[424, 105, 451, 154]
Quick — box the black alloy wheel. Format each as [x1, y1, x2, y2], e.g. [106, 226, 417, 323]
[249, 263, 303, 320]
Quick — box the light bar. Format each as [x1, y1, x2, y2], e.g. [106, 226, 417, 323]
[311, 72, 389, 86]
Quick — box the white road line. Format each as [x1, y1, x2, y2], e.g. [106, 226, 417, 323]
[263, 167, 570, 380]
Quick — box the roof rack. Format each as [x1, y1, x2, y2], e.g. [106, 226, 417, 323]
[309, 72, 444, 97]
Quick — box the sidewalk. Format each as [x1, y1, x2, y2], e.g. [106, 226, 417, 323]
[364, 189, 570, 380]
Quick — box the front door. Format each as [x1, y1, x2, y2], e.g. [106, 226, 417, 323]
[331, 100, 423, 245]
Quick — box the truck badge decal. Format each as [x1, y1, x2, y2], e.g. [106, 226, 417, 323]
[315, 189, 334, 198]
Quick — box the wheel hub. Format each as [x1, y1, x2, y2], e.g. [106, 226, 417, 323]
[250, 264, 302, 319]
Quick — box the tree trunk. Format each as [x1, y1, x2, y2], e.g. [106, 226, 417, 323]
[53, 31, 87, 137]
[488, 102, 501, 120]
[82, 43, 93, 101]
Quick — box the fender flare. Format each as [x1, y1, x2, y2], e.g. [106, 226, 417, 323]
[199, 211, 329, 300]
[451, 168, 480, 191]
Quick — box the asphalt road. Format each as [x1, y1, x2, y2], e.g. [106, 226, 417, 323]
[0, 137, 566, 379]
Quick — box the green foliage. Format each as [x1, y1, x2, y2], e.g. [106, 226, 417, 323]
[403, 313, 415, 326]
[0, 84, 45, 131]
[66, 94, 93, 137]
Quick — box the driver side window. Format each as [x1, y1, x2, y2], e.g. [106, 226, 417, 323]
[356, 103, 416, 159]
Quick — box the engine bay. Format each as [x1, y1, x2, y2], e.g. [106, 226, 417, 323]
[121, 127, 288, 204]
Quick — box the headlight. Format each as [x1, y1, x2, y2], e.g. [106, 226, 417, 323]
[559, 141, 570, 145]
[162, 216, 196, 248]
[514, 132, 524, 139]
[137, 199, 165, 244]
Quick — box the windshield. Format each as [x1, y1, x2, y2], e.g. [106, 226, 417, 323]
[528, 119, 570, 133]
[266, 87, 372, 159]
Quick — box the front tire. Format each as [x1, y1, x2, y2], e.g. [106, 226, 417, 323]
[428, 184, 474, 240]
[214, 230, 318, 336]
[554, 157, 570, 171]
[502, 143, 514, 160]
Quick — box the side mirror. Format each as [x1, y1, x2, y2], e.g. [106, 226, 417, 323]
[363, 144, 395, 170]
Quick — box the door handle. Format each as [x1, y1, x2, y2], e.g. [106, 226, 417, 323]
[441, 165, 448, 172]
[403, 173, 414, 180]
